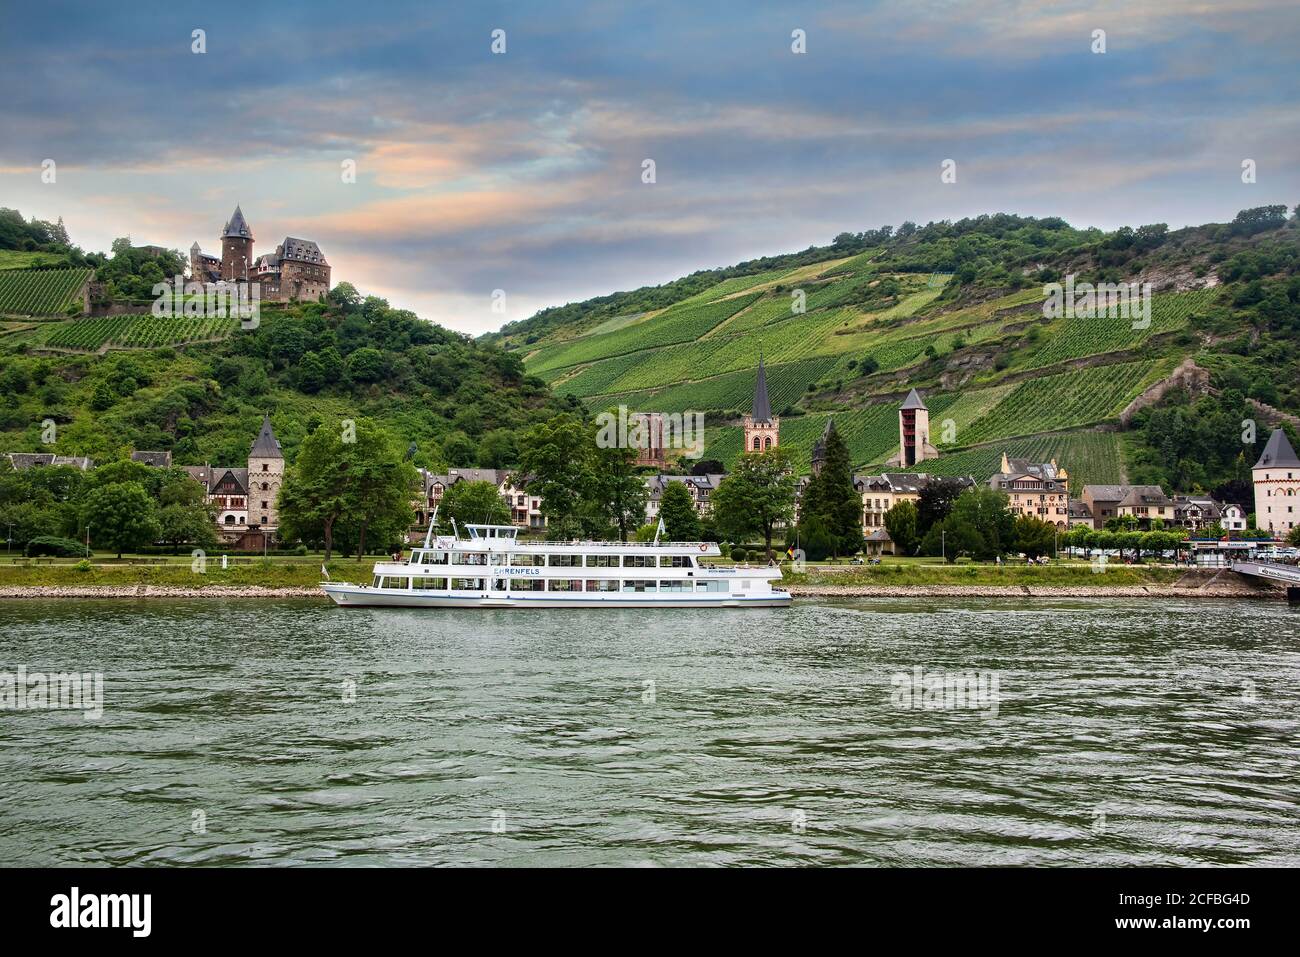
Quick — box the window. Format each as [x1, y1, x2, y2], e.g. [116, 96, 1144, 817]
[380, 576, 408, 589]
[548, 554, 583, 567]
[492, 578, 509, 591]
[623, 555, 656, 568]
[452, 552, 487, 565]
[585, 579, 619, 592]
[261, 501, 268, 509]
[421, 551, 449, 565]
[586, 555, 618, 568]
[511, 553, 544, 566]
[413, 577, 447, 590]
[621, 579, 656, 592]
[548, 579, 583, 592]
[450, 578, 485, 590]
[659, 580, 689, 592]
[663, 555, 694, 568]
[511, 579, 545, 592]
[262, 464, 269, 472]
[696, 581, 728, 592]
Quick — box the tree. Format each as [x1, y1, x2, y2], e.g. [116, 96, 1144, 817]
[589, 439, 647, 542]
[917, 477, 966, 536]
[1014, 514, 1057, 559]
[919, 515, 983, 562]
[278, 419, 416, 560]
[157, 502, 218, 550]
[711, 448, 797, 560]
[949, 487, 1015, 559]
[80, 481, 159, 558]
[518, 414, 593, 535]
[883, 500, 919, 555]
[658, 481, 701, 541]
[1287, 525, 1300, 547]
[439, 480, 510, 530]
[796, 423, 862, 558]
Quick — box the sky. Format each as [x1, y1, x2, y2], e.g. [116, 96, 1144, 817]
[1, 0, 1297, 335]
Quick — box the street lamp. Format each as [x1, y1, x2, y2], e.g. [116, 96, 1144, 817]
[84, 523, 91, 559]
[5, 522, 12, 557]
[941, 528, 946, 563]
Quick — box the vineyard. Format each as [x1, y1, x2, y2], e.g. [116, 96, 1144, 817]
[30, 314, 238, 351]
[886, 432, 1126, 492]
[0, 268, 92, 316]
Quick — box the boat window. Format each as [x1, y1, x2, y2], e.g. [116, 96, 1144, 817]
[413, 577, 447, 590]
[510, 553, 545, 566]
[548, 579, 583, 591]
[696, 581, 728, 592]
[621, 579, 657, 592]
[585, 555, 618, 567]
[450, 577, 485, 590]
[510, 579, 545, 592]
[663, 555, 695, 568]
[372, 576, 381, 587]
[623, 555, 656, 568]
[658, 580, 689, 592]
[548, 554, 583, 567]
[452, 551, 487, 565]
[585, 579, 618, 592]
[492, 578, 509, 591]
[421, 551, 449, 565]
[489, 553, 506, 565]
[381, 576, 409, 589]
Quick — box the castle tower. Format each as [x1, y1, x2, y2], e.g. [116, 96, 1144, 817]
[897, 388, 933, 467]
[247, 414, 284, 533]
[220, 205, 254, 281]
[189, 241, 202, 279]
[1253, 428, 1300, 539]
[742, 355, 780, 453]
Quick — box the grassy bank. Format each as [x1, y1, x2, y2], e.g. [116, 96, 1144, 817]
[783, 563, 1188, 588]
[0, 560, 372, 589]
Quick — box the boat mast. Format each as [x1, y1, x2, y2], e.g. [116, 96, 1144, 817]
[423, 506, 438, 549]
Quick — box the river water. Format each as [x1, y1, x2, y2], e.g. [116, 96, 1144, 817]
[1, 597, 1297, 867]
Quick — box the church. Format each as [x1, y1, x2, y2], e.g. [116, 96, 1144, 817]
[189, 206, 331, 302]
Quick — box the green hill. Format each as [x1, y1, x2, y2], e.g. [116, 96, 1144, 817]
[501, 209, 1300, 489]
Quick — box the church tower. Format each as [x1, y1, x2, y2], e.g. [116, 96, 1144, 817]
[743, 355, 780, 453]
[220, 205, 254, 281]
[247, 414, 284, 533]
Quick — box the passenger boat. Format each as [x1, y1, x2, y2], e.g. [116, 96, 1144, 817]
[320, 519, 791, 609]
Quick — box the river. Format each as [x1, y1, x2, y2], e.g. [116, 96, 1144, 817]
[1, 597, 1297, 866]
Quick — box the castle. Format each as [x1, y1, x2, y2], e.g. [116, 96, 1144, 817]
[189, 206, 331, 302]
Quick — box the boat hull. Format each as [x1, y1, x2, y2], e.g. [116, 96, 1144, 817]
[320, 582, 791, 608]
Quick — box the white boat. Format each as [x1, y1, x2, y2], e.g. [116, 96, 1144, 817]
[321, 521, 791, 609]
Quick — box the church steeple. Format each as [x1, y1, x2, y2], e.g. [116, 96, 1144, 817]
[742, 354, 780, 454]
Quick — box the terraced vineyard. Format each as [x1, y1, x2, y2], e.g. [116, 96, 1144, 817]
[0, 268, 92, 316]
[31, 314, 238, 351]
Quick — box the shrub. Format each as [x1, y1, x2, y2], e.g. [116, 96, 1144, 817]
[74, 559, 92, 572]
[730, 546, 747, 562]
[25, 536, 86, 557]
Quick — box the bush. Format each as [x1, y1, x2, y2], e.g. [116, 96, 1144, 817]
[24, 536, 86, 557]
[74, 559, 92, 572]
[730, 546, 747, 562]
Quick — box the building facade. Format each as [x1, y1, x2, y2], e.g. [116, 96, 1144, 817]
[182, 415, 284, 546]
[989, 453, 1070, 528]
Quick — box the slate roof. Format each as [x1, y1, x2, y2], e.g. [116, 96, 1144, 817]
[248, 415, 282, 459]
[751, 356, 773, 423]
[900, 388, 927, 411]
[131, 451, 172, 467]
[1117, 485, 1172, 508]
[278, 237, 328, 265]
[6, 452, 94, 471]
[221, 205, 253, 240]
[1083, 485, 1128, 501]
[1253, 428, 1300, 470]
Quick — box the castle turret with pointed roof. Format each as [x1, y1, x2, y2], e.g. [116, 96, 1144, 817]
[887, 388, 937, 468]
[743, 355, 780, 453]
[247, 414, 285, 532]
[1252, 427, 1300, 538]
[220, 204, 255, 281]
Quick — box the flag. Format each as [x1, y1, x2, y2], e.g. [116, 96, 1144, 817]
[321, 563, 330, 580]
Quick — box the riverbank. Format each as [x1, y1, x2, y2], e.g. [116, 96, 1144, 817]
[0, 563, 1284, 599]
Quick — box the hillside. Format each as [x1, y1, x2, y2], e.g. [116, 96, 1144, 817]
[501, 209, 1300, 491]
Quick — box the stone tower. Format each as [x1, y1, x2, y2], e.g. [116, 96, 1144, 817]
[743, 355, 780, 453]
[189, 241, 202, 279]
[247, 414, 284, 533]
[1253, 427, 1300, 539]
[894, 388, 936, 468]
[810, 418, 837, 476]
[220, 205, 254, 281]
